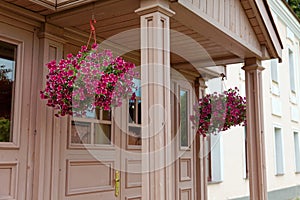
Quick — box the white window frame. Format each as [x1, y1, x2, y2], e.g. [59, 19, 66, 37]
[273, 125, 285, 175]
[242, 127, 248, 179]
[270, 59, 279, 84]
[206, 133, 224, 183]
[288, 49, 296, 94]
[293, 131, 300, 173]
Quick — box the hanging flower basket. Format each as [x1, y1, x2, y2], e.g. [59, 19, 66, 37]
[190, 88, 246, 137]
[40, 44, 138, 117]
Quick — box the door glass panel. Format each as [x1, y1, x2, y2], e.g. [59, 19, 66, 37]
[71, 121, 91, 144]
[128, 126, 141, 145]
[102, 110, 111, 121]
[0, 41, 17, 143]
[128, 79, 141, 146]
[180, 90, 188, 147]
[70, 109, 112, 146]
[94, 123, 111, 144]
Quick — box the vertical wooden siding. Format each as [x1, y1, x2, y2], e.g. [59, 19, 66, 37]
[178, 0, 261, 53]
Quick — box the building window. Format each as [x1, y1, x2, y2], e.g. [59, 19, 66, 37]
[180, 89, 189, 147]
[270, 59, 278, 83]
[289, 49, 296, 93]
[206, 135, 212, 182]
[243, 127, 249, 179]
[70, 109, 112, 146]
[0, 41, 17, 143]
[206, 134, 223, 182]
[128, 78, 141, 147]
[294, 132, 300, 173]
[274, 127, 285, 175]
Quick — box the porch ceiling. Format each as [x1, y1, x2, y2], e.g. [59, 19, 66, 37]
[3, 0, 246, 76]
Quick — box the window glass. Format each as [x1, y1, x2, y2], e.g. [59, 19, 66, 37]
[180, 90, 188, 147]
[128, 78, 141, 146]
[294, 132, 300, 172]
[0, 41, 17, 142]
[71, 121, 91, 144]
[289, 49, 295, 93]
[206, 135, 212, 181]
[270, 59, 278, 83]
[94, 123, 111, 144]
[71, 109, 112, 145]
[243, 127, 249, 179]
[274, 127, 284, 175]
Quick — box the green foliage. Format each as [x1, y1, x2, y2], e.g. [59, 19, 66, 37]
[0, 118, 10, 142]
[0, 65, 12, 81]
[290, 197, 300, 200]
[287, 0, 300, 19]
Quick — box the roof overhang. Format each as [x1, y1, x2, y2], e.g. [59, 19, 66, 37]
[252, 0, 283, 61]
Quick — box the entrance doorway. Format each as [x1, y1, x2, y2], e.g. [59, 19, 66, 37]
[58, 80, 142, 200]
[0, 23, 35, 200]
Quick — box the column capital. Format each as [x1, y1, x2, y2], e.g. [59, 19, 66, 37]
[135, 4, 175, 17]
[38, 23, 66, 43]
[242, 57, 265, 71]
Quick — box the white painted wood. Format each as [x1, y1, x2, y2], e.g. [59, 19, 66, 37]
[287, 27, 295, 43]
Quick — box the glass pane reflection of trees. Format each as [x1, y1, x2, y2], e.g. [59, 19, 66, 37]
[0, 41, 17, 142]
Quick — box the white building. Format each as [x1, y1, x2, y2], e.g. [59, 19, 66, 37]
[207, 0, 300, 199]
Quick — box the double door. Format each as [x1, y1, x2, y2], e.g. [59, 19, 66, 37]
[0, 21, 36, 200]
[58, 91, 142, 200]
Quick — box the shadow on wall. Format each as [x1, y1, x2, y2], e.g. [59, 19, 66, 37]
[229, 185, 300, 200]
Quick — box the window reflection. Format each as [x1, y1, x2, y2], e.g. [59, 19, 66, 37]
[0, 41, 17, 142]
[70, 109, 112, 145]
[128, 78, 142, 146]
[94, 123, 111, 144]
[180, 90, 188, 147]
[71, 121, 91, 144]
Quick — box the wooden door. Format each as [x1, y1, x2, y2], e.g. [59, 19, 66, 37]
[0, 22, 35, 200]
[120, 78, 142, 200]
[171, 78, 196, 200]
[59, 109, 121, 200]
[59, 79, 142, 200]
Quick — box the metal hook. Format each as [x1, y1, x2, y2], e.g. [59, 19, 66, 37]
[220, 73, 226, 81]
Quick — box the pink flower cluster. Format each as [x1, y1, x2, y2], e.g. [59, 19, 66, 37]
[190, 88, 246, 137]
[40, 44, 138, 117]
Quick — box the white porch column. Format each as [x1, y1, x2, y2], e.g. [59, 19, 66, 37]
[243, 58, 267, 200]
[136, 2, 174, 200]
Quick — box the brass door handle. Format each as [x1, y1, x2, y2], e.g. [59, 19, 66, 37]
[115, 170, 120, 197]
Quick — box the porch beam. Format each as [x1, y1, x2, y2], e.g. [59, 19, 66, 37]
[242, 58, 267, 200]
[136, 2, 174, 200]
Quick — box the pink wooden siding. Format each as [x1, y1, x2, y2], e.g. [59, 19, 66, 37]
[178, 0, 261, 54]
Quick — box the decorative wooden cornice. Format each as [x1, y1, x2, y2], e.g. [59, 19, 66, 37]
[241, 0, 283, 61]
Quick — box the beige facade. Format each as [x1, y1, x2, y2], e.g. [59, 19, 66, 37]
[0, 0, 282, 200]
[207, 0, 300, 199]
